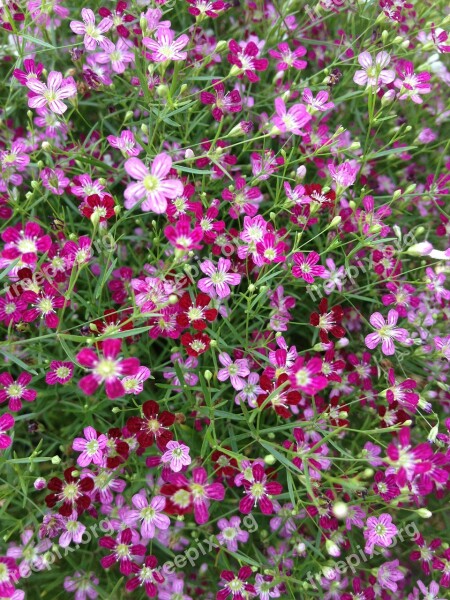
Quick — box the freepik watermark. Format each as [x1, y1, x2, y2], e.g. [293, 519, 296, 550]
[305, 521, 420, 589]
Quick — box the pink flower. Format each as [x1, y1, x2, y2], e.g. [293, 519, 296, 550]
[143, 28, 189, 62]
[289, 356, 328, 395]
[70, 8, 114, 51]
[217, 517, 249, 551]
[365, 310, 408, 355]
[198, 258, 241, 299]
[124, 154, 183, 214]
[95, 38, 134, 74]
[217, 353, 250, 390]
[328, 161, 359, 189]
[0, 413, 14, 450]
[364, 514, 398, 554]
[107, 130, 141, 157]
[0, 372, 37, 412]
[188, 467, 225, 524]
[26, 71, 77, 115]
[125, 555, 164, 597]
[124, 493, 170, 539]
[59, 517, 86, 548]
[377, 560, 404, 593]
[292, 252, 326, 284]
[353, 51, 395, 87]
[271, 97, 311, 135]
[161, 440, 191, 472]
[302, 88, 335, 112]
[72, 426, 107, 467]
[76, 338, 140, 399]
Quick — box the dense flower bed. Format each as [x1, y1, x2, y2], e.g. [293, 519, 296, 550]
[0, 1, 450, 598]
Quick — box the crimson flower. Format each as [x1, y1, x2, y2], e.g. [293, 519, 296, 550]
[80, 194, 115, 222]
[45, 467, 94, 516]
[126, 555, 164, 598]
[100, 528, 146, 575]
[127, 400, 175, 450]
[176, 292, 218, 331]
[181, 332, 211, 356]
[217, 566, 255, 600]
[310, 298, 345, 343]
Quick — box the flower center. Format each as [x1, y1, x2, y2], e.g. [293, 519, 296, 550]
[143, 175, 159, 191]
[6, 383, 22, 398]
[18, 238, 37, 253]
[94, 359, 118, 379]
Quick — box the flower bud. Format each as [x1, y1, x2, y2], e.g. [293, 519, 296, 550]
[51, 456, 61, 465]
[416, 508, 432, 518]
[34, 477, 46, 490]
[330, 216, 342, 227]
[204, 370, 212, 381]
[264, 454, 276, 465]
[405, 242, 433, 256]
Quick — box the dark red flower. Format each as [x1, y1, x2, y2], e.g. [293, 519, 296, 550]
[181, 332, 211, 356]
[45, 467, 94, 516]
[81, 194, 115, 222]
[127, 400, 175, 450]
[176, 292, 218, 331]
[310, 298, 345, 343]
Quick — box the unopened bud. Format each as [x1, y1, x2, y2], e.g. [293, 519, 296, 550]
[405, 242, 433, 256]
[264, 454, 276, 465]
[393, 189, 402, 201]
[204, 370, 212, 381]
[330, 216, 341, 227]
[51, 456, 61, 465]
[416, 508, 432, 518]
[332, 501, 348, 519]
[34, 477, 46, 490]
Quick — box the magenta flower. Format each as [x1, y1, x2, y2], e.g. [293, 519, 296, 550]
[292, 252, 326, 284]
[227, 40, 269, 82]
[0, 413, 14, 450]
[124, 493, 170, 539]
[217, 353, 250, 391]
[239, 464, 283, 515]
[189, 467, 225, 524]
[365, 310, 408, 355]
[70, 8, 114, 51]
[72, 426, 108, 467]
[200, 80, 242, 122]
[45, 361, 74, 385]
[363, 513, 398, 554]
[124, 154, 183, 214]
[353, 51, 395, 87]
[269, 42, 307, 71]
[26, 71, 77, 115]
[198, 258, 241, 299]
[164, 215, 204, 251]
[0, 372, 37, 412]
[271, 97, 311, 135]
[161, 440, 191, 472]
[125, 555, 164, 597]
[143, 28, 189, 62]
[107, 130, 141, 157]
[76, 338, 140, 399]
[289, 356, 328, 395]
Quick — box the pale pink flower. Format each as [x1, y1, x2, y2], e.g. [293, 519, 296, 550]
[353, 51, 395, 88]
[124, 154, 183, 213]
[26, 72, 77, 115]
[271, 97, 311, 135]
[365, 310, 408, 355]
[217, 353, 250, 390]
[95, 38, 134, 74]
[198, 258, 241, 298]
[72, 426, 108, 467]
[70, 8, 114, 51]
[124, 493, 170, 539]
[143, 28, 189, 62]
[161, 441, 191, 472]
